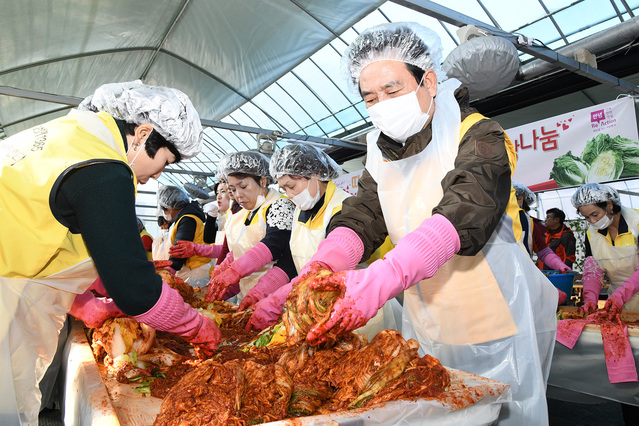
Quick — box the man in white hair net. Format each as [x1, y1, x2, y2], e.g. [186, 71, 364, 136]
[0, 80, 221, 424]
[267, 23, 557, 424]
[572, 183, 639, 316]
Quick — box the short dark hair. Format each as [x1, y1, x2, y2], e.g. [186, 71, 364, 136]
[120, 121, 182, 163]
[227, 172, 262, 186]
[546, 208, 566, 224]
[158, 216, 168, 227]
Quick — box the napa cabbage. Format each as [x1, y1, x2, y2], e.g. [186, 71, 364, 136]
[585, 150, 623, 183]
[549, 151, 589, 187]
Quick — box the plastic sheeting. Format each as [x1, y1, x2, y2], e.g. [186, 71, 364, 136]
[442, 36, 519, 99]
[548, 328, 639, 406]
[0, 0, 384, 137]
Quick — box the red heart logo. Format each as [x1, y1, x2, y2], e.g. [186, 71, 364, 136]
[562, 124, 569, 130]
[557, 123, 561, 127]
[568, 118, 572, 122]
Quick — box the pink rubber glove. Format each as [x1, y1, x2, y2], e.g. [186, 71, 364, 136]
[204, 252, 234, 302]
[538, 246, 571, 273]
[238, 266, 290, 311]
[303, 227, 365, 274]
[306, 214, 460, 344]
[207, 242, 273, 301]
[69, 290, 127, 328]
[169, 240, 222, 259]
[89, 277, 108, 297]
[245, 282, 293, 330]
[135, 282, 221, 357]
[579, 256, 604, 316]
[605, 267, 639, 319]
[557, 289, 568, 306]
[284, 227, 366, 301]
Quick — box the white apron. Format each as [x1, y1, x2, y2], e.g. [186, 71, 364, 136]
[589, 206, 639, 312]
[0, 260, 97, 426]
[214, 211, 229, 246]
[225, 189, 280, 302]
[365, 78, 557, 425]
[152, 229, 170, 261]
[168, 219, 212, 288]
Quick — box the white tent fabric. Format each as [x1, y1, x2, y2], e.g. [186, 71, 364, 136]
[0, 0, 383, 136]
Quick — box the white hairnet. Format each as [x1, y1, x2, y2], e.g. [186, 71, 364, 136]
[571, 183, 621, 208]
[78, 80, 203, 159]
[216, 151, 274, 184]
[342, 22, 445, 93]
[157, 185, 190, 210]
[269, 144, 342, 181]
[512, 182, 536, 207]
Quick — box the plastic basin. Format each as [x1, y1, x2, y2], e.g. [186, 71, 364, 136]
[542, 270, 576, 304]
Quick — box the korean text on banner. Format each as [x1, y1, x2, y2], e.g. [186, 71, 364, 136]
[508, 97, 639, 191]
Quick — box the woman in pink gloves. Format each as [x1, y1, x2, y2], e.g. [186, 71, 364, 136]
[572, 183, 639, 317]
[170, 150, 297, 304]
[241, 144, 350, 315]
[252, 22, 557, 425]
[513, 182, 572, 304]
[0, 81, 221, 425]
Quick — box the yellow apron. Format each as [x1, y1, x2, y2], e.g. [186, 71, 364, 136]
[0, 109, 128, 425]
[588, 206, 639, 312]
[140, 229, 154, 260]
[170, 214, 212, 288]
[365, 78, 556, 425]
[224, 189, 282, 302]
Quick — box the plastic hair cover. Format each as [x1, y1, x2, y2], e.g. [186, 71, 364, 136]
[157, 185, 190, 210]
[512, 181, 536, 207]
[269, 144, 342, 181]
[571, 183, 621, 208]
[78, 80, 203, 159]
[216, 150, 273, 184]
[342, 21, 445, 93]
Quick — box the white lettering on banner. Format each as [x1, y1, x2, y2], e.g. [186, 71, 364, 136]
[508, 97, 639, 191]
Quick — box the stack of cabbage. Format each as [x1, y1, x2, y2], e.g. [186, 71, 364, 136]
[550, 134, 639, 187]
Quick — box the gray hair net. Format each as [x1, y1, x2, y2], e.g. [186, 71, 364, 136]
[78, 80, 203, 159]
[512, 182, 536, 207]
[157, 185, 190, 210]
[269, 144, 343, 181]
[216, 151, 274, 184]
[342, 22, 445, 93]
[571, 183, 621, 209]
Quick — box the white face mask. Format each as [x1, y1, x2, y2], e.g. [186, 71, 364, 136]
[291, 179, 321, 211]
[367, 77, 433, 143]
[162, 210, 173, 222]
[592, 213, 613, 230]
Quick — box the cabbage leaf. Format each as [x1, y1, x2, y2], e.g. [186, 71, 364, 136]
[549, 151, 589, 187]
[585, 150, 623, 183]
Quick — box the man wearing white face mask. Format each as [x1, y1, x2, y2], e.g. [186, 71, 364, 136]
[0, 80, 222, 425]
[247, 23, 557, 425]
[240, 144, 349, 313]
[572, 183, 639, 317]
